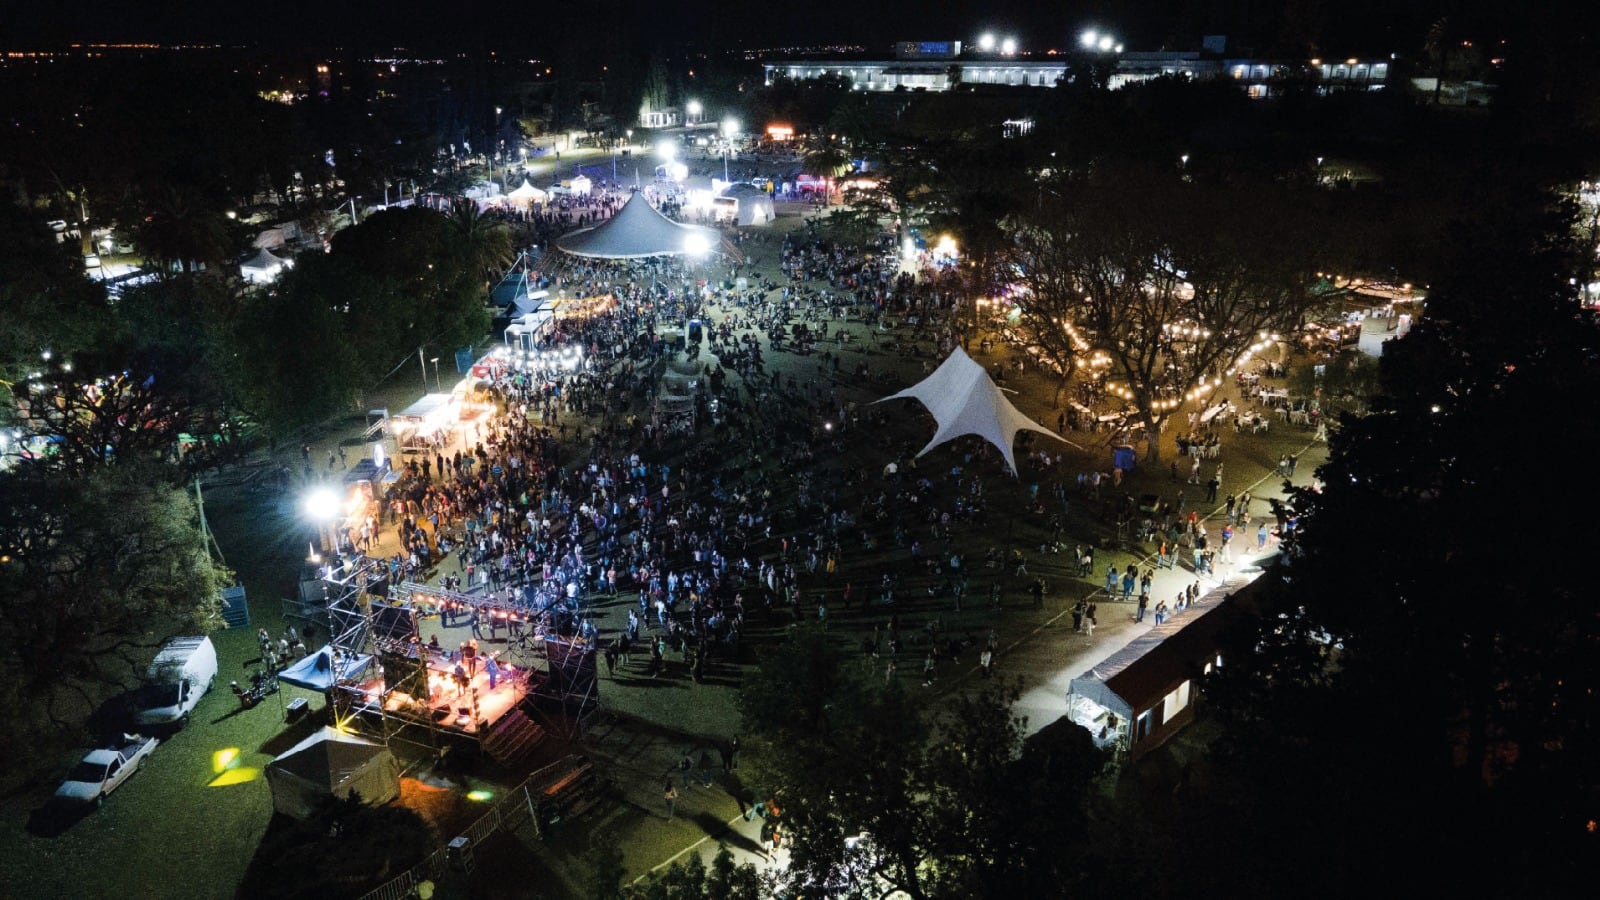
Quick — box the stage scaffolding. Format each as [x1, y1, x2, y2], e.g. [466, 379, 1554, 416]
[319, 560, 593, 764]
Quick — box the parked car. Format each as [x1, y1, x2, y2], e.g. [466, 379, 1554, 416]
[134, 635, 218, 728]
[55, 734, 158, 807]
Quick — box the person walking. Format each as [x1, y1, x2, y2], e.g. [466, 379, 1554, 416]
[664, 779, 679, 819]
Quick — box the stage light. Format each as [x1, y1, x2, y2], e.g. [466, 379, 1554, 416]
[467, 789, 494, 802]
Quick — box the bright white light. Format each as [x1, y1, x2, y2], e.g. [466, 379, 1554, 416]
[656, 142, 676, 161]
[979, 33, 996, 52]
[1115, 43, 1124, 53]
[302, 486, 341, 522]
[684, 232, 712, 256]
[1098, 35, 1114, 52]
[722, 118, 739, 137]
[1080, 30, 1098, 49]
[1000, 38, 1017, 55]
[686, 100, 702, 116]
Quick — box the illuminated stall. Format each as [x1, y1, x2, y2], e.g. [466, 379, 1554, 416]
[392, 393, 459, 453]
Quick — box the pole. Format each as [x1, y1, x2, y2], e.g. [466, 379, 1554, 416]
[419, 348, 429, 393]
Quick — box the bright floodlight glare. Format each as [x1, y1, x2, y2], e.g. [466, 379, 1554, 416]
[722, 118, 739, 136]
[1080, 30, 1097, 49]
[979, 33, 996, 51]
[656, 141, 676, 161]
[303, 486, 340, 521]
[1098, 35, 1114, 51]
[1115, 43, 1124, 53]
[684, 232, 712, 256]
[1001, 37, 1017, 55]
[686, 100, 702, 116]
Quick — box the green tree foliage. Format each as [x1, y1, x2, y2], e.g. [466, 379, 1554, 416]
[1185, 190, 1600, 897]
[0, 461, 227, 757]
[629, 848, 766, 900]
[0, 205, 112, 390]
[1007, 165, 1320, 458]
[229, 257, 362, 439]
[740, 628, 1105, 899]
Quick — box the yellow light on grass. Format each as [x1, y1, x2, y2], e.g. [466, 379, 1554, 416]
[467, 789, 495, 802]
[212, 747, 241, 773]
[208, 767, 260, 787]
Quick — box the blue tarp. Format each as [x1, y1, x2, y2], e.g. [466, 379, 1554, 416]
[278, 646, 374, 692]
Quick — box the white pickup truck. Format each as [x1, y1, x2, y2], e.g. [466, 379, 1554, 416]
[55, 734, 159, 807]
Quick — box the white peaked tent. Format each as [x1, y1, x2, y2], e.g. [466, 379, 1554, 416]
[265, 727, 400, 819]
[506, 180, 548, 207]
[878, 346, 1063, 475]
[558, 192, 719, 259]
[569, 174, 593, 195]
[240, 248, 290, 283]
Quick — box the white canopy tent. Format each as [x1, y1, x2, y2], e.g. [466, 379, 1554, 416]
[877, 346, 1063, 475]
[506, 180, 548, 207]
[265, 727, 399, 819]
[240, 248, 291, 283]
[568, 174, 593, 195]
[557, 192, 720, 260]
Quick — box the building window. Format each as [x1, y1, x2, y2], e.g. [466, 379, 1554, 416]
[1162, 680, 1192, 722]
[1231, 66, 1246, 79]
[1136, 709, 1153, 739]
[1247, 84, 1268, 99]
[1371, 63, 1388, 80]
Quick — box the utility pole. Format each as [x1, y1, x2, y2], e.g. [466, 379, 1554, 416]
[419, 347, 429, 392]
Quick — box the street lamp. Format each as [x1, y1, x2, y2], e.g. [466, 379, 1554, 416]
[979, 33, 996, 52]
[686, 100, 702, 123]
[302, 486, 341, 556]
[430, 357, 441, 391]
[722, 118, 739, 182]
[1001, 37, 1018, 56]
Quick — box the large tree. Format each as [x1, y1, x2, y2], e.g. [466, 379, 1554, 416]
[1171, 185, 1600, 898]
[0, 461, 227, 757]
[740, 627, 1105, 898]
[1008, 167, 1319, 458]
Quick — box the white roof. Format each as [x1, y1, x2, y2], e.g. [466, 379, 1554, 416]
[557, 192, 719, 259]
[396, 393, 455, 419]
[240, 248, 285, 271]
[507, 180, 547, 202]
[878, 347, 1063, 475]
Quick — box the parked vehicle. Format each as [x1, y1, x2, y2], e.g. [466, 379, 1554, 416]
[55, 734, 158, 807]
[134, 636, 218, 728]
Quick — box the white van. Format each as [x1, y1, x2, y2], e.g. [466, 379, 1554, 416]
[135, 636, 218, 728]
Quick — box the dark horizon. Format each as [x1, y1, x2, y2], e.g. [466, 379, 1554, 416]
[1, 0, 1498, 58]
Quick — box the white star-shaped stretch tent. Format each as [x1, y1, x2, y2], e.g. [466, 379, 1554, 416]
[877, 347, 1064, 475]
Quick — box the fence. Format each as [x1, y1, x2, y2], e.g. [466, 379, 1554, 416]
[355, 754, 581, 900]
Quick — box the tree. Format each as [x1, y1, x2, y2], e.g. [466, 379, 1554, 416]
[0, 204, 113, 390]
[800, 135, 850, 207]
[740, 629, 1106, 899]
[0, 460, 227, 757]
[134, 186, 237, 275]
[1008, 167, 1319, 458]
[630, 848, 766, 900]
[447, 200, 515, 289]
[1173, 185, 1600, 898]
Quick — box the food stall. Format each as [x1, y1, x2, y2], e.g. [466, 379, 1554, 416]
[392, 393, 459, 453]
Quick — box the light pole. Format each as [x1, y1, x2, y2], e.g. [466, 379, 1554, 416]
[431, 357, 441, 391]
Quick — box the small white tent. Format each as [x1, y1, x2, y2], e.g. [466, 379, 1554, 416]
[878, 346, 1063, 475]
[569, 175, 593, 196]
[265, 727, 400, 819]
[240, 248, 290, 284]
[506, 180, 548, 208]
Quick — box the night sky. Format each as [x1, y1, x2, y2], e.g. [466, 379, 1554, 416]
[3, 0, 1457, 56]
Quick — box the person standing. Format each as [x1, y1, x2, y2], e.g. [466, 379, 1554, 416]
[1071, 600, 1085, 633]
[664, 779, 679, 819]
[979, 648, 994, 678]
